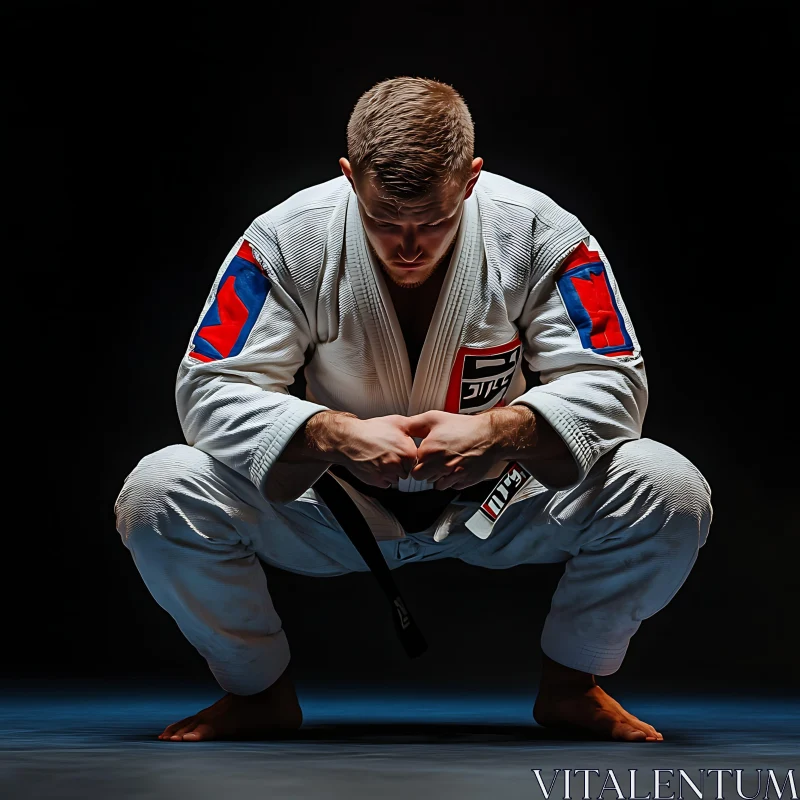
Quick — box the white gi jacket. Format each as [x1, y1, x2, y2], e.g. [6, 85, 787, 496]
[176, 171, 647, 517]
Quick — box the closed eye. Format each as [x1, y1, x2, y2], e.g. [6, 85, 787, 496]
[372, 220, 443, 228]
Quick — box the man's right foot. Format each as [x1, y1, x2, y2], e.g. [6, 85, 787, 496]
[158, 668, 302, 742]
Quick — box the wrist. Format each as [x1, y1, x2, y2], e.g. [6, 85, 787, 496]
[305, 410, 359, 463]
[486, 405, 537, 460]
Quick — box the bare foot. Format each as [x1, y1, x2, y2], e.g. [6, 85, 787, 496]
[533, 655, 663, 742]
[158, 668, 302, 742]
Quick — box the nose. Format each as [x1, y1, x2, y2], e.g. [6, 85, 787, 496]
[398, 230, 422, 262]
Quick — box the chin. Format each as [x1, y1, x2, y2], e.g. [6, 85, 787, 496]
[385, 270, 429, 288]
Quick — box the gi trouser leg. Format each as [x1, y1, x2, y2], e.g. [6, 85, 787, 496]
[114, 443, 476, 695]
[115, 437, 711, 692]
[458, 438, 713, 675]
[114, 445, 371, 695]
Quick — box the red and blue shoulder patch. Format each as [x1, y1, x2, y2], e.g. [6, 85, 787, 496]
[189, 241, 271, 362]
[556, 242, 633, 356]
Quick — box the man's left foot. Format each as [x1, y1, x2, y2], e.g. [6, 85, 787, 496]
[534, 684, 663, 741]
[533, 655, 663, 742]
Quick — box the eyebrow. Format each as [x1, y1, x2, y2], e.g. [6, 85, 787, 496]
[367, 213, 449, 225]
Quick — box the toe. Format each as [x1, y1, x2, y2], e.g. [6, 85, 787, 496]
[182, 723, 216, 741]
[615, 724, 647, 741]
[639, 721, 663, 741]
[160, 717, 193, 739]
[169, 722, 200, 741]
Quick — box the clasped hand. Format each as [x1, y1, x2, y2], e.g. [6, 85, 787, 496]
[334, 409, 509, 491]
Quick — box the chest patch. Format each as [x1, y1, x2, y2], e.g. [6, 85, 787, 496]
[189, 241, 271, 363]
[556, 242, 633, 356]
[444, 336, 522, 414]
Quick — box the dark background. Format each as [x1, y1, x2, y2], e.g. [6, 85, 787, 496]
[7, 2, 797, 694]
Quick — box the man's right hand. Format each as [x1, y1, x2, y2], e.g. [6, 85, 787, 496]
[307, 412, 418, 489]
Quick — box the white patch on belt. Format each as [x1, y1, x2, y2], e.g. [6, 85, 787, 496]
[465, 461, 533, 539]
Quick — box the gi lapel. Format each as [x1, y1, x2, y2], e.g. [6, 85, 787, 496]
[344, 192, 412, 415]
[406, 192, 482, 416]
[399, 194, 482, 492]
[344, 191, 483, 493]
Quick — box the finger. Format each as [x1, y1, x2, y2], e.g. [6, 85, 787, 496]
[451, 473, 482, 491]
[434, 466, 466, 491]
[434, 473, 462, 491]
[410, 458, 449, 482]
[414, 467, 450, 483]
[388, 459, 416, 482]
[410, 461, 428, 480]
[399, 453, 419, 478]
[357, 473, 394, 489]
[403, 411, 438, 438]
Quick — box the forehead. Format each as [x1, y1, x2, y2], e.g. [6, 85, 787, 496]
[355, 175, 460, 222]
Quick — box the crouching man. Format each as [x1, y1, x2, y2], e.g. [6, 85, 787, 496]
[115, 77, 711, 742]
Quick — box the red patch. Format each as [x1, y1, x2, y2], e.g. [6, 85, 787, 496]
[559, 241, 601, 274]
[236, 240, 259, 266]
[556, 243, 634, 357]
[570, 271, 628, 350]
[444, 337, 522, 414]
[195, 276, 249, 358]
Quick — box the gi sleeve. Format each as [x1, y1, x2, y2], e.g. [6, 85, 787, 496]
[175, 221, 328, 498]
[509, 234, 648, 486]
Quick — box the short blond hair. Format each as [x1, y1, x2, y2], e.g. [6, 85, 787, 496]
[346, 77, 475, 199]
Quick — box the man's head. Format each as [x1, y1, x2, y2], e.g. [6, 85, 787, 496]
[340, 77, 483, 288]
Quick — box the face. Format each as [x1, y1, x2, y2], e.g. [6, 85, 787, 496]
[340, 157, 483, 288]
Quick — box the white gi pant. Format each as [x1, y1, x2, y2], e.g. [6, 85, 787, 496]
[114, 439, 711, 696]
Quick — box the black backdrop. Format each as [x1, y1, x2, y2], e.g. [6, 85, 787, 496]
[8, 2, 797, 693]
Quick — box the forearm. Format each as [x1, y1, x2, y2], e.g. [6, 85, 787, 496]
[263, 410, 356, 502]
[487, 405, 579, 488]
[278, 410, 358, 465]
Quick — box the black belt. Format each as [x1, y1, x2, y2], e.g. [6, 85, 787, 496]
[312, 469, 499, 659]
[313, 471, 428, 658]
[328, 464, 495, 532]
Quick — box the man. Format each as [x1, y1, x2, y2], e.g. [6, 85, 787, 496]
[115, 77, 711, 743]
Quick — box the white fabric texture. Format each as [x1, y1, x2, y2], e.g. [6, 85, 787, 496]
[115, 171, 710, 692]
[176, 172, 647, 501]
[114, 438, 711, 694]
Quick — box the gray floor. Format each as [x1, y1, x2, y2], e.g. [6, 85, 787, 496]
[1, 686, 797, 799]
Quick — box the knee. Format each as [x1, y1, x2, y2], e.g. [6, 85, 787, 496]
[114, 444, 213, 546]
[613, 438, 713, 547]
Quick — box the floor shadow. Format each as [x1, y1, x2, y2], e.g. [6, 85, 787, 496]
[115, 722, 602, 745]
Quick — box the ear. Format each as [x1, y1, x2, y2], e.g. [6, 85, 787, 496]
[339, 157, 356, 191]
[462, 157, 484, 200]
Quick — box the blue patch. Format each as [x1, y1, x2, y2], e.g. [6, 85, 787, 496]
[190, 251, 270, 362]
[556, 261, 633, 356]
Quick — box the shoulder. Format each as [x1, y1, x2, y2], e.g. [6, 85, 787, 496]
[245, 175, 349, 243]
[477, 171, 588, 272]
[243, 175, 350, 283]
[477, 171, 584, 233]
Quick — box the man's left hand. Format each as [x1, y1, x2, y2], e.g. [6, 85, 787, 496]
[406, 409, 511, 490]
